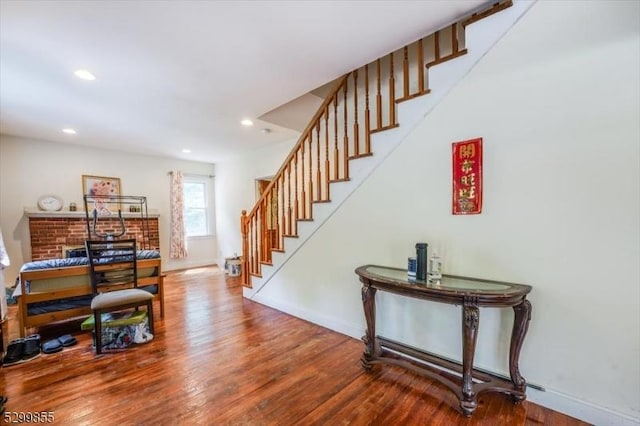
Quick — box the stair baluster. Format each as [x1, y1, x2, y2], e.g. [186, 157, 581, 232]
[364, 64, 371, 154]
[324, 106, 330, 200]
[315, 122, 321, 202]
[342, 78, 350, 180]
[353, 70, 360, 158]
[376, 59, 382, 130]
[333, 97, 339, 181]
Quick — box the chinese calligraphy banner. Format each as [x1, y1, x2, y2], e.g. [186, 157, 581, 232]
[452, 138, 483, 215]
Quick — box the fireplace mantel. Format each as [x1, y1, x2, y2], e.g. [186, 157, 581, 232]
[24, 207, 160, 218]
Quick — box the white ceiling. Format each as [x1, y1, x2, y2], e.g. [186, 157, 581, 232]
[0, 0, 488, 164]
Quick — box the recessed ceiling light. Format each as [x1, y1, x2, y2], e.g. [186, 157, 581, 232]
[62, 128, 77, 134]
[74, 69, 96, 81]
[182, 149, 191, 153]
[241, 119, 253, 127]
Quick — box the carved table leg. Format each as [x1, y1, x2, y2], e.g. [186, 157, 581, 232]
[361, 282, 377, 371]
[460, 298, 479, 416]
[509, 299, 532, 401]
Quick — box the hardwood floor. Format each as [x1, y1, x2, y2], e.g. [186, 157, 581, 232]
[1, 266, 589, 425]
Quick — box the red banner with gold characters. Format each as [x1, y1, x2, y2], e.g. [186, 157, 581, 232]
[452, 138, 483, 215]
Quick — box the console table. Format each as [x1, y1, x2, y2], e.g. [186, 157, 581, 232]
[355, 265, 532, 416]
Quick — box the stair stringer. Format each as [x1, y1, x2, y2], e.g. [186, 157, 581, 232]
[244, 0, 534, 301]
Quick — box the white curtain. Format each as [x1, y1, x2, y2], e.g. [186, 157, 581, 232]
[170, 171, 188, 259]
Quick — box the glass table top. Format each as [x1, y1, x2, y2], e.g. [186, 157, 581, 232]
[360, 265, 530, 295]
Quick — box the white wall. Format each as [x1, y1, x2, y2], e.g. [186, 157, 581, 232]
[235, 1, 639, 423]
[0, 135, 218, 280]
[214, 139, 296, 266]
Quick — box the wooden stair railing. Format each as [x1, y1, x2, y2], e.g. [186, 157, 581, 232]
[241, 1, 512, 287]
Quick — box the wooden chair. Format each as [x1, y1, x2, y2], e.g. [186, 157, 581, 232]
[85, 239, 154, 354]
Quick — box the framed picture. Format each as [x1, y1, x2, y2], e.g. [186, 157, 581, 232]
[82, 175, 121, 213]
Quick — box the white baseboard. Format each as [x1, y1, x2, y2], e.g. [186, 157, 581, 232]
[246, 292, 640, 426]
[163, 261, 219, 272]
[527, 387, 639, 426]
[249, 293, 363, 341]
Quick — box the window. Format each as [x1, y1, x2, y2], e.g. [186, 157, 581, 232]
[183, 176, 212, 237]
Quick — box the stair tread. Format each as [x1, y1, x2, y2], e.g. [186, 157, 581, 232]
[397, 89, 432, 103]
[348, 153, 373, 160]
[425, 49, 468, 68]
[370, 123, 399, 134]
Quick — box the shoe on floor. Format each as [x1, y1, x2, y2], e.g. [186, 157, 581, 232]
[58, 334, 77, 347]
[2, 338, 25, 366]
[22, 334, 41, 361]
[41, 338, 63, 354]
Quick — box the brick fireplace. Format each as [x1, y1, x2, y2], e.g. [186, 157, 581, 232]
[25, 210, 160, 261]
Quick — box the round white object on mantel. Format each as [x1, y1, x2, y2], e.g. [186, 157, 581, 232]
[37, 195, 64, 211]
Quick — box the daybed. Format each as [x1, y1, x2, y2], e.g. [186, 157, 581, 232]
[13, 250, 164, 337]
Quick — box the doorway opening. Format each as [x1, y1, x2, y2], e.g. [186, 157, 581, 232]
[255, 177, 278, 263]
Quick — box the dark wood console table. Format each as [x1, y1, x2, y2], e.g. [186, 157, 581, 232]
[355, 265, 532, 417]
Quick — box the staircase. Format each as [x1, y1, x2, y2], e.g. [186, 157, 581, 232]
[241, 0, 531, 295]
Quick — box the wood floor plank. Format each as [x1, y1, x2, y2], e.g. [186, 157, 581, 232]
[1, 266, 590, 425]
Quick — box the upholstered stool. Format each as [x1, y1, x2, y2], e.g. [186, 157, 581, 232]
[91, 289, 154, 354]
